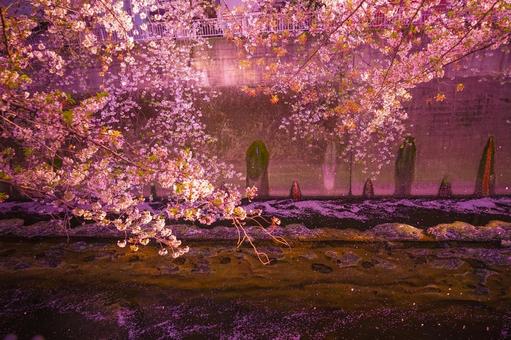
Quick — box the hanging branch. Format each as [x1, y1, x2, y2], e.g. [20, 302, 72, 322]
[384, 0, 504, 93]
[293, 0, 367, 78]
[375, 0, 426, 98]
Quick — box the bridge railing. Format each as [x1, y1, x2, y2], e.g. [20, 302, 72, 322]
[87, 11, 316, 44]
[75, 7, 448, 45]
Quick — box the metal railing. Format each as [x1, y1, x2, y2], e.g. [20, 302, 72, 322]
[11, 4, 456, 50]
[88, 12, 316, 44]
[77, 6, 450, 45]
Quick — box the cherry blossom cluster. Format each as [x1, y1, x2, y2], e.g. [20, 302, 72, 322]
[235, 0, 511, 174]
[0, 0, 278, 261]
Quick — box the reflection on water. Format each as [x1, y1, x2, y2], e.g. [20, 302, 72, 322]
[0, 239, 510, 339]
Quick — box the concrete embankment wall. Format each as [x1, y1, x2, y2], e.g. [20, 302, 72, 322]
[52, 38, 511, 196]
[195, 39, 511, 196]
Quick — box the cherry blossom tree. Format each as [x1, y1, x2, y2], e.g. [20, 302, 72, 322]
[0, 0, 287, 264]
[235, 0, 511, 173]
[1, 0, 510, 263]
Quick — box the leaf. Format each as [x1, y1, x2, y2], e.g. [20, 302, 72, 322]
[2, 147, 15, 157]
[22, 147, 33, 157]
[62, 109, 73, 126]
[174, 183, 184, 194]
[96, 91, 109, 99]
[0, 171, 12, 181]
[435, 93, 446, 102]
[19, 74, 31, 82]
[239, 60, 251, 69]
[297, 33, 307, 45]
[0, 192, 9, 203]
[66, 93, 77, 105]
[241, 86, 257, 97]
[109, 129, 122, 138]
[53, 157, 63, 170]
[270, 94, 279, 104]
[272, 47, 287, 57]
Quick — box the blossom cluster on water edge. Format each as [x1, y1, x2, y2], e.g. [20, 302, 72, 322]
[235, 0, 511, 175]
[0, 0, 287, 262]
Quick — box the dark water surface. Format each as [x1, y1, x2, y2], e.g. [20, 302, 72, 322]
[1, 238, 510, 339]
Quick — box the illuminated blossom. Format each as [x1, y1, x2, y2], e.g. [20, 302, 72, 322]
[236, 0, 511, 173]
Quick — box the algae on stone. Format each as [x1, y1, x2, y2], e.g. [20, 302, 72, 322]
[475, 136, 495, 197]
[438, 176, 453, 198]
[289, 180, 302, 200]
[362, 178, 375, 198]
[246, 140, 270, 197]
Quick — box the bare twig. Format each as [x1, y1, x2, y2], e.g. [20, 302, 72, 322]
[293, 0, 366, 77]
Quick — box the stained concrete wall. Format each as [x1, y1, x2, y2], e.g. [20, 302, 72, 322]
[194, 39, 511, 196]
[62, 38, 511, 196]
[201, 79, 511, 197]
[405, 77, 511, 196]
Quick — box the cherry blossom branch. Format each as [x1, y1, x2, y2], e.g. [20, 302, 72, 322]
[232, 217, 270, 265]
[375, 0, 426, 97]
[0, 7, 11, 62]
[0, 114, 63, 157]
[2, 102, 155, 172]
[249, 216, 290, 249]
[434, 0, 501, 66]
[70, 128, 155, 172]
[293, 0, 366, 78]
[96, 0, 130, 36]
[400, 0, 503, 87]
[441, 32, 511, 69]
[377, 0, 504, 98]
[389, 31, 511, 94]
[0, 179, 73, 211]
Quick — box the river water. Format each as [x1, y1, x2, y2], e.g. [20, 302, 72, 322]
[1, 238, 510, 339]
